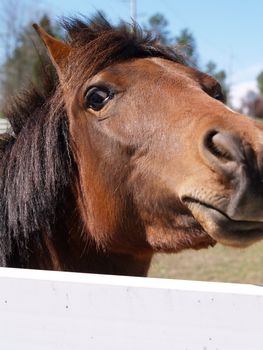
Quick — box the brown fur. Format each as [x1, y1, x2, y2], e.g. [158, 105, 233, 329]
[1, 15, 263, 276]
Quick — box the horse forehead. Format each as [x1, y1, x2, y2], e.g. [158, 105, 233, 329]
[98, 58, 166, 82]
[149, 58, 218, 86]
[88, 60, 178, 92]
[105, 58, 179, 76]
[99, 57, 212, 89]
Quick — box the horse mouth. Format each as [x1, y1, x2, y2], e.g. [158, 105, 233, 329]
[182, 197, 263, 247]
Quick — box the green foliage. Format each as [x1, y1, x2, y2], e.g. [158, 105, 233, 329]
[146, 14, 198, 66]
[0, 14, 62, 103]
[147, 13, 228, 99]
[1, 11, 229, 107]
[147, 13, 170, 44]
[205, 60, 229, 101]
[175, 28, 198, 66]
[257, 71, 263, 95]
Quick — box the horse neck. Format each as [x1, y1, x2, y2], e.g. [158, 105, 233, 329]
[25, 194, 152, 277]
[1, 93, 152, 276]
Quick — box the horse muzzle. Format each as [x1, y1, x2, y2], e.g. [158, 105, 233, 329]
[181, 128, 263, 246]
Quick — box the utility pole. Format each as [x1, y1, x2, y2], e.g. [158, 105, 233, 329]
[130, 0, 137, 22]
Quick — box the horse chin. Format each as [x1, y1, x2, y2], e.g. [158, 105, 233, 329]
[145, 216, 216, 253]
[184, 199, 263, 247]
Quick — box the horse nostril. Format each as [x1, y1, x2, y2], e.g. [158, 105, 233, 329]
[204, 130, 237, 162]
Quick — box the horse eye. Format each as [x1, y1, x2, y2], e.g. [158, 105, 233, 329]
[213, 86, 225, 103]
[214, 92, 226, 103]
[84, 87, 113, 111]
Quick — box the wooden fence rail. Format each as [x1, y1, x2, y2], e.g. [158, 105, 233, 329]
[0, 119, 10, 133]
[0, 268, 262, 349]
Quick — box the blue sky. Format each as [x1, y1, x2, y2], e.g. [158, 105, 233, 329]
[7, 0, 263, 106]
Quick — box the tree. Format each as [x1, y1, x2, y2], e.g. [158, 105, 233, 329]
[145, 13, 229, 99]
[205, 60, 228, 101]
[240, 90, 263, 119]
[146, 14, 198, 66]
[146, 13, 171, 45]
[0, 0, 27, 61]
[0, 14, 61, 105]
[257, 71, 263, 95]
[175, 28, 198, 66]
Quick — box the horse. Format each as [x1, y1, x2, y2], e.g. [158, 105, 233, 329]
[1, 15, 263, 276]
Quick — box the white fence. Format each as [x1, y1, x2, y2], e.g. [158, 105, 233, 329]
[0, 267, 262, 350]
[0, 119, 10, 133]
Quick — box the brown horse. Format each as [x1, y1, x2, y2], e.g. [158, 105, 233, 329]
[1, 15, 263, 276]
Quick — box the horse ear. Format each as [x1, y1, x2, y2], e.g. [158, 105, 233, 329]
[32, 24, 71, 73]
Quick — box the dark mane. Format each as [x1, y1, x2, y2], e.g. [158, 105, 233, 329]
[0, 15, 185, 266]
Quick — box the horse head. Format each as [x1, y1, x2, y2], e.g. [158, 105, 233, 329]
[33, 18, 263, 260]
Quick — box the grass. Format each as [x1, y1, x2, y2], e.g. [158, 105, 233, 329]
[149, 240, 263, 284]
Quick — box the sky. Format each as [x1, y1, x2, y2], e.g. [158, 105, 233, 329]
[5, 0, 263, 108]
